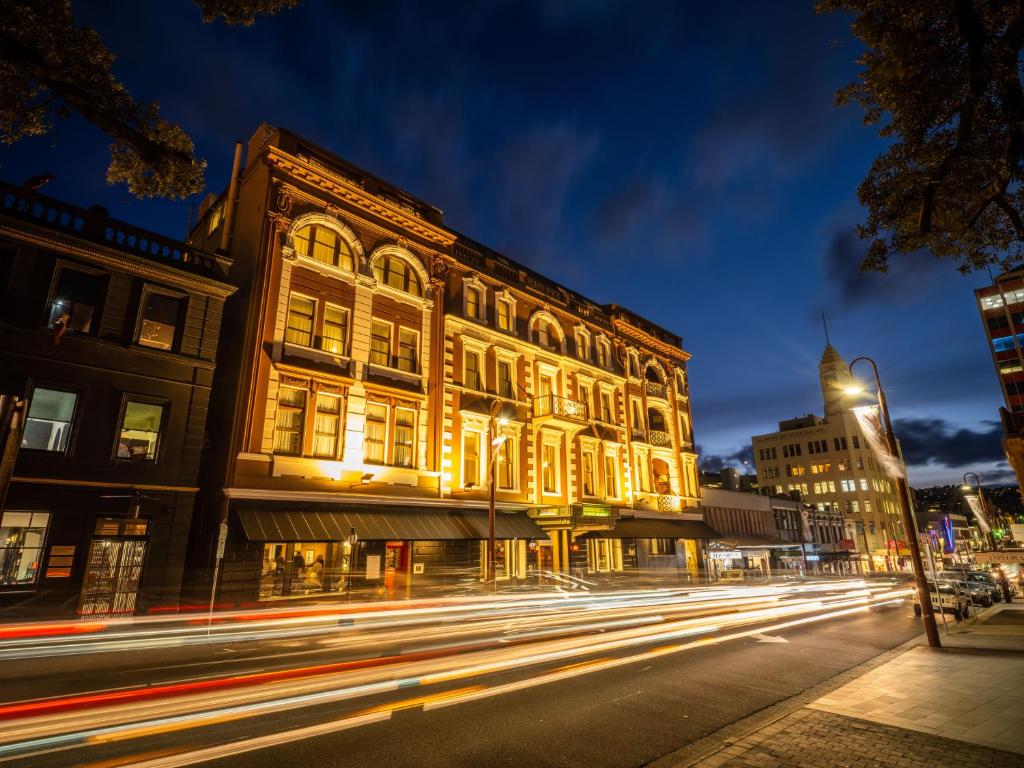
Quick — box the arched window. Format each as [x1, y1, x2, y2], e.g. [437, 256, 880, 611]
[645, 365, 662, 383]
[534, 321, 561, 351]
[373, 255, 423, 296]
[293, 224, 355, 271]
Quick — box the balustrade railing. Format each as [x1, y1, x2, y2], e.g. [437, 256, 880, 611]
[645, 381, 667, 399]
[533, 394, 588, 422]
[0, 181, 228, 279]
[649, 429, 672, 447]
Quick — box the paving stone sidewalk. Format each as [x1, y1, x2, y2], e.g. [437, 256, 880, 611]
[663, 603, 1024, 768]
[691, 708, 1024, 768]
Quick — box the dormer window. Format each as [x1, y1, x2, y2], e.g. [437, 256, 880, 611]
[595, 338, 610, 368]
[293, 224, 355, 271]
[495, 289, 518, 335]
[575, 327, 592, 362]
[373, 254, 423, 296]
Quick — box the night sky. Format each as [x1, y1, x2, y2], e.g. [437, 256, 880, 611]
[1, 1, 1009, 487]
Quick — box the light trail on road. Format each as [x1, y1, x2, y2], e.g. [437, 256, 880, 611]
[0, 579, 912, 768]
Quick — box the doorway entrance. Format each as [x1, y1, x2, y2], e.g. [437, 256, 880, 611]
[78, 538, 147, 616]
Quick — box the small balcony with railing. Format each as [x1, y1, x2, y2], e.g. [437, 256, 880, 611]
[648, 429, 672, 447]
[645, 380, 668, 400]
[533, 393, 589, 432]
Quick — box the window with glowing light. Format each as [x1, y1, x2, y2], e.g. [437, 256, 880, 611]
[322, 305, 349, 355]
[48, 265, 105, 334]
[293, 224, 355, 271]
[286, 294, 316, 346]
[364, 403, 388, 464]
[312, 395, 341, 458]
[273, 388, 306, 456]
[373, 255, 422, 296]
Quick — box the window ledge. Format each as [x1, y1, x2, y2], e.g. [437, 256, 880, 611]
[366, 363, 422, 385]
[283, 342, 352, 366]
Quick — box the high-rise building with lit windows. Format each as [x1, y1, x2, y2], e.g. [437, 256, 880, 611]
[751, 345, 907, 573]
[975, 267, 1024, 490]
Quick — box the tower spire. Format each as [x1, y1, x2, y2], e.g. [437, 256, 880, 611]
[822, 312, 831, 346]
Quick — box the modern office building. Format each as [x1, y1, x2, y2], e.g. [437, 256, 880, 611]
[751, 344, 907, 573]
[975, 267, 1024, 489]
[0, 181, 234, 617]
[188, 125, 716, 605]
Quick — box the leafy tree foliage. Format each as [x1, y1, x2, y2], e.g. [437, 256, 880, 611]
[0, 0, 297, 199]
[819, 1, 1024, 272]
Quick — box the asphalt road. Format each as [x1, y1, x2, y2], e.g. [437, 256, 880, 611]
[191, 604, 921, 768]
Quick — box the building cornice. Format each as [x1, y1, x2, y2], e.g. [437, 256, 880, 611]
[612, 318, 691, 363]
[0, 221, 236, 299]
[265, 147, 457, 248]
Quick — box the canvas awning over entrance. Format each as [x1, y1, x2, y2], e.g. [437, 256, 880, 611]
[236, 506, 544, 542]
[580, 518, 720, 539]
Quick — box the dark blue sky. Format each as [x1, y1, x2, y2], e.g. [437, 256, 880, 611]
[1, 1, 1008, 486]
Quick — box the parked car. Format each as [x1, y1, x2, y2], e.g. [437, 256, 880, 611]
[941, 567, 1001, 603]
[938, 574, 993, 608]
[913, 581, 970, 620]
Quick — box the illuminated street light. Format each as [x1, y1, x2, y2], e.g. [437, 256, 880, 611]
[962, 471, 996, 551]
[848, 356, 941, 648]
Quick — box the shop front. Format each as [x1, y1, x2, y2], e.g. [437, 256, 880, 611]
[574, 514, 719, 580]
[221, 503, 545, 604]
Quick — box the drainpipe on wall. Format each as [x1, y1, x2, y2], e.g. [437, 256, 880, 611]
[218, 141, 244, 254]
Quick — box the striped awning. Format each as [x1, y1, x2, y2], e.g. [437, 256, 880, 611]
[582, 518, 720, 540]
[236, 506, 544, 542]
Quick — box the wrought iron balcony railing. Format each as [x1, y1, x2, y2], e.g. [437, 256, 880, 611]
[657, 494, 682, 512]
[649, 429, 672, 447]
[533, 394, 588, 422]
[645, 381, 667, 399]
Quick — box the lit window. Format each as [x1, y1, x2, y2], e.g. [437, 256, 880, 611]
[497, 437, 515, 490]
[207, 204, 223, 234]
[542, 443, 558, 494]
[286, 295, 316, 346]
[48, 266, 105, 334]
[0, 511, 50, 585]
[322, 305, 349, 355]
[582, 451, 596, 496]
[364, 403, 388, 464]
[397, 329, 418, 372]
[273, 388, 306, 455]
[466, 287, 481, 319]
[577, 333, 591, 361]
[23, 388, 77, 452]
[463, 431, 481, 487]
[860, 478, 869, 491]
[600, 392, 613, 423]
[293, 224, 354, 271]
[578, 386, 591, 419]
[312, 395, 341, 458]
[394, 408, 415, 467]
[497, 360, 513, 398]
[497, 301, 512, 332]
[596, 341, 609, 368]
[138, 291, 183, 351]
[604, 455, 619, 497]
[117, 401, 164, 461]
[464, 350, 482, 390]
[369, 320, 391, 367]
[373, 255, 422, 296]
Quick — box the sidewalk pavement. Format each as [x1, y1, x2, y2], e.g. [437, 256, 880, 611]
[657, 602, 1024, 768]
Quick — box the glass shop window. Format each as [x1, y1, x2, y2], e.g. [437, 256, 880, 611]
[0, 511, 50, 585]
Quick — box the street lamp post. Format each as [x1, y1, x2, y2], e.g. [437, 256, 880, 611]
[486, 399, 509, 585]
[345, 527, 358, 600]
[962, 472, 997, 551]
[846, 357, 941, 648]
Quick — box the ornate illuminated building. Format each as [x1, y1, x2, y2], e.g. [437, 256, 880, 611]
[189, 125, 713, 604]
[751, 345, 908, 573]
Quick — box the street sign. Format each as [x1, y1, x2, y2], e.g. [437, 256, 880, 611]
[215, 522, 228, 560]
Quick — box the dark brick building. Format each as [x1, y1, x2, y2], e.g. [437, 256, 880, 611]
[0, 181, 234, 617]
